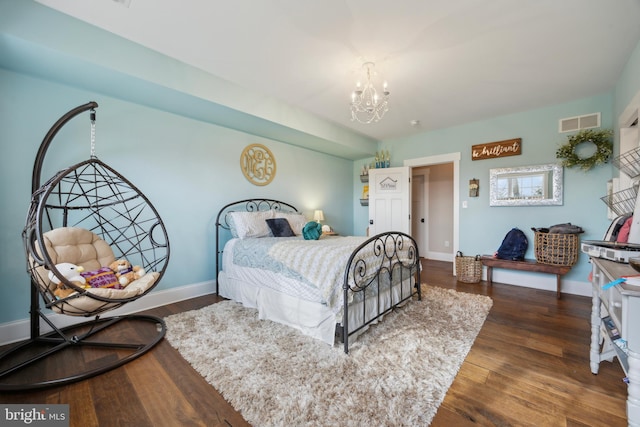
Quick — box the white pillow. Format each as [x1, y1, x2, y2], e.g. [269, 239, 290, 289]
[229, 210, 275, 239]
[274, 211, 307, 235]
[227, 214, 239, 238]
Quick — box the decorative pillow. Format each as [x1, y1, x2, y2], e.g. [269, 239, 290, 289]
[617, 216, 633, 243]
[274, 211, 307, 235]
[81, 267, 121, 289]
[302, 221, 323, 240]
[265, 218, 296, 237]
[229, 210, 275, 239]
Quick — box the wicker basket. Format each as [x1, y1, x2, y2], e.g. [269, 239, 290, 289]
[455, 252, 482, 283]
[534, 232, 579, 266]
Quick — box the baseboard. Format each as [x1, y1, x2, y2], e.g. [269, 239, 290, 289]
[486, 269, 590, 297]
[0, 280, 216, 347]
[426, 251, 454, 262]
[428, 258, 590, 297]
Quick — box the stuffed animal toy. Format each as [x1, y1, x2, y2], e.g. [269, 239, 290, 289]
[109, 259, 145, 287]
[48, 262, 87, 299]
[81, 266, 121, 289]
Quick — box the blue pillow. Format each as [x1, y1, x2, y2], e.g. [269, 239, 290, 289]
[265, 218, 295, 237]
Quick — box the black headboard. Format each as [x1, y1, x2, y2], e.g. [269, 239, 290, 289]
[214, 199, 299, 293]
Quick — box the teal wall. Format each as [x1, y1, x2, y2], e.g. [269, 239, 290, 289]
[0, 69, 356, 324]
[359, 94, 615, 285]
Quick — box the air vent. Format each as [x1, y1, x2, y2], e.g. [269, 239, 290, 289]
[559, 113, 601, 133]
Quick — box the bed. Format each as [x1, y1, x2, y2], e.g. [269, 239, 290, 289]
[215, 199, 421, 353]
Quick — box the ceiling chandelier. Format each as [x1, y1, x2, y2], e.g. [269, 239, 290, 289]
[350, 62, 390, 124]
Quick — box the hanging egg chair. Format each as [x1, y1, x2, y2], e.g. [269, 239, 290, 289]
[0, 102, 170, 390]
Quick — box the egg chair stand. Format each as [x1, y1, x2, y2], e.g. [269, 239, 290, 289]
[0, 102, 170, 390]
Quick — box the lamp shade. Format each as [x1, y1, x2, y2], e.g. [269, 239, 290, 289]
[313, 210, 324, 222]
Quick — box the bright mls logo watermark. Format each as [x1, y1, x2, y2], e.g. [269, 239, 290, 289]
[1, 405, 69, 426]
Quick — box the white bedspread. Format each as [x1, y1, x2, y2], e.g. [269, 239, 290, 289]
[268, 236, 368, 312]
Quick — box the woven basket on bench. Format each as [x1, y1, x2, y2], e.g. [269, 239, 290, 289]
[534, 232, 579, 266]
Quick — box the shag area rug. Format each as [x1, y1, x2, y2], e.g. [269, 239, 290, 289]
[165, 286, 492, 427]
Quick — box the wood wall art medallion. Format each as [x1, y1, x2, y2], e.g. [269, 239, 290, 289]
[240, 144, 276, 186]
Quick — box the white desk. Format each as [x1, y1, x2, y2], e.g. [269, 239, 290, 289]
[590, 257, 640, 426]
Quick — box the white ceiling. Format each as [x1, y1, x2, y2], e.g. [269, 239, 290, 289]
[34, 0, 640, 141]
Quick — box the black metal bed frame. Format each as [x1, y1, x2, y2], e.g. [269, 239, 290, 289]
[215, 198, 421, 353]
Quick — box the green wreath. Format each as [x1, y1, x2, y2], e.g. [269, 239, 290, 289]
[556, 128, 613, 171]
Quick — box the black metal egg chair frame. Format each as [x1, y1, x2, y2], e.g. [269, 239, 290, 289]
[0, 102, 170, 390]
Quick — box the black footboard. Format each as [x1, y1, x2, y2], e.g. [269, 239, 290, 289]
[341, 232, 421, 353]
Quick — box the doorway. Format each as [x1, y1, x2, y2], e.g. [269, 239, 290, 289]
[405, 153, 461, 271]
[411, 173, 428, 255]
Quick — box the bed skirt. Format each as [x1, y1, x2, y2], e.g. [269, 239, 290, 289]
[217, 270, 415, 346]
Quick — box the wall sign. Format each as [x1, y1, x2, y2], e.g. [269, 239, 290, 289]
[471, 138, 522, 161]
[240, 144, 276, 186]
[375, 174, 400, 192]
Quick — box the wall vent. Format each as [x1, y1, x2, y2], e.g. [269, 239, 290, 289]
[559, 112, 601, 133]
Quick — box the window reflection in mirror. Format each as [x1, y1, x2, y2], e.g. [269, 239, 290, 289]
[495, 171, 549, 200]
[489, 164, 563, 206]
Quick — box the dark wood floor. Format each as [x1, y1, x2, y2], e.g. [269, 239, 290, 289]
[0, 259, 627, 426]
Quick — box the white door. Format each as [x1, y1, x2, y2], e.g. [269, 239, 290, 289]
[368, 166, 411, 235]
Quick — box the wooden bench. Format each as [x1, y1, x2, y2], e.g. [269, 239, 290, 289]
[480, 255, 572, 299]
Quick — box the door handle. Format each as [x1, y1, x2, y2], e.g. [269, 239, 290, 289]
[369, 220, 374, 225]
[421, 218, 425, 223]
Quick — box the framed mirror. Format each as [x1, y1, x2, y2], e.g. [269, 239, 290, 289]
[489, 163, 563, 206]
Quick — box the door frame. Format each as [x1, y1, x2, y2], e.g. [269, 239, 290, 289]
[404, 152, 461, 273]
